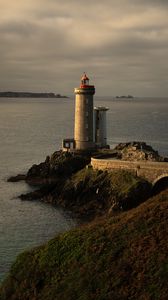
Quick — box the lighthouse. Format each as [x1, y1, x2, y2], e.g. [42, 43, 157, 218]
[74, 73, 95, 150]
[62, 74, 109, 152]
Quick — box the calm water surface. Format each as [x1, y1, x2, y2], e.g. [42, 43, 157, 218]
[0, 96, 168, 281]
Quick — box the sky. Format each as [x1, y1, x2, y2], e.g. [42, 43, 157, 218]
[0, 0, 168, 96]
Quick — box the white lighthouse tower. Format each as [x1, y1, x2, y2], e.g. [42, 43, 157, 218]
[62, 74, 109, 152]
[74, 73, 95, 150]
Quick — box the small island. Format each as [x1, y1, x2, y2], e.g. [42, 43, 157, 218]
[0, 92, 68, 98]
[115, 95, 134, 99]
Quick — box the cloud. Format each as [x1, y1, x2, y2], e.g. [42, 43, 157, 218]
[0, 0, 167, 96]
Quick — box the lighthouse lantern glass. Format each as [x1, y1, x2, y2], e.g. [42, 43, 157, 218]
[81, 78, 89, 86]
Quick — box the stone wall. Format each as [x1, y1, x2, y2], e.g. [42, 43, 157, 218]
[91, 158, 168, 184]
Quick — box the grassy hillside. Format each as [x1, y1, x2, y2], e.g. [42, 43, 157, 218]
[20, 168, 152, 221]
[1, 189, 167, 300]
[56, 168, 151, 218]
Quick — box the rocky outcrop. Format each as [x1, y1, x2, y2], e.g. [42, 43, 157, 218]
[7, 174, 26, 182]
[115, 141, 164, 162]
[8, 143, 166, 220]
[8, 151, 90, 185]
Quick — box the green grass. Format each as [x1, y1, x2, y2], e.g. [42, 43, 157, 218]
[1, 189, 168, 300]
[60, 168, 152, 216]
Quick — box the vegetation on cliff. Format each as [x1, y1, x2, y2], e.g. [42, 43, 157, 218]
[1, 189, 168, 300]
[8, 148, 150, 220]
[51, 168, 151, 219]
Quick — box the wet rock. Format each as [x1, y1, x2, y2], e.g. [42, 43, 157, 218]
[19, 183, 57, 201]
[7, 174, 26, 182]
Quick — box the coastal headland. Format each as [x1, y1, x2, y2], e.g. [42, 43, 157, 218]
[1, 142, 168, 299]
[8, 141, 162, 220]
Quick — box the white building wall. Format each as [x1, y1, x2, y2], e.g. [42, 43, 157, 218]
[94, 107, 109, 148]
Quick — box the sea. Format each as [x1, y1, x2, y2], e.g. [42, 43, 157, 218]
[0, 96, 168, 282]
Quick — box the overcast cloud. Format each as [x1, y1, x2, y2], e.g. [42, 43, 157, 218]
[0, 0, 168, 96]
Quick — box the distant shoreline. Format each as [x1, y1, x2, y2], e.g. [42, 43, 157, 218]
[0, 92, 69, 98]
[115, 95, 134, 99]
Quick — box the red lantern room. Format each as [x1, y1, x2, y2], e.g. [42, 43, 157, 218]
[81, 73, 89, 86]
[80, 73, 94, 88]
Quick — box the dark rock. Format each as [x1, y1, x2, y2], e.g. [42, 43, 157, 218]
[7, 174, 26, 182]
[114, 141, 163, 162]
[19, 184, 56, 201]
[25, 151, 90, 184]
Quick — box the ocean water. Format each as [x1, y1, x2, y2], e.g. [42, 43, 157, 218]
[0, 96, 168, 282]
